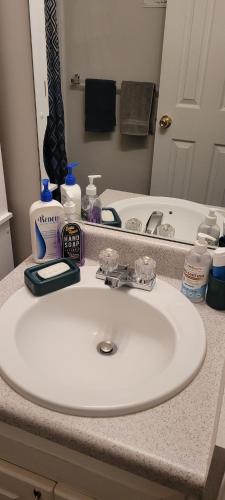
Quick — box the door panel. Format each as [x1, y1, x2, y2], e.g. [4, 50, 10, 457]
[151, 0, 225, 206]
[54, 483, 94, 499]
[0, 458, 55, 500]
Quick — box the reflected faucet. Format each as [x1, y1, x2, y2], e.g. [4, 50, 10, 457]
[145, 211, 163, 235]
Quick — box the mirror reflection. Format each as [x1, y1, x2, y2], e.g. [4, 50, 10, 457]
[33, 0, 225, 246]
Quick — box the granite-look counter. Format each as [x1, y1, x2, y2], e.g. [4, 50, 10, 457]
[0, 231, 225, 498]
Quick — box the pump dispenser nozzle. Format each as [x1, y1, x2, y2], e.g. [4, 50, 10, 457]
[86, 175, 102, 196]
[41, 179, 53, 202]
[65, 162, 79, 186]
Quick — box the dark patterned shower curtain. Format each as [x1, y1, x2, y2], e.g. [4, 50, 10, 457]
[43, 0, 67, 200]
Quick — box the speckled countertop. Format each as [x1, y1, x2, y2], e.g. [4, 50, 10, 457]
[0, 243, 225, 498]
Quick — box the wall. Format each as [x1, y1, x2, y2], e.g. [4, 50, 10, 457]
[57, 0, 165, 195]
[0, 0, 40, 265]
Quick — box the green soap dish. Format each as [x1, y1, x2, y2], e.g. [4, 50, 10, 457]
[24, 258, 80, 296]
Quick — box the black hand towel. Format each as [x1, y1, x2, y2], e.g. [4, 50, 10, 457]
[85, 79, 116, 133]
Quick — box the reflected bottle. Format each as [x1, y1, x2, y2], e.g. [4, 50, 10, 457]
[197, 210, 220, 246]
[81, 175, 102, 224]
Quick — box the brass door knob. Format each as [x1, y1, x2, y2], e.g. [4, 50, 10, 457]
[159, 115, 172, 129]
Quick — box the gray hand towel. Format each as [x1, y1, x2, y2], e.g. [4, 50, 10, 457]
[120, 81, 155, 136]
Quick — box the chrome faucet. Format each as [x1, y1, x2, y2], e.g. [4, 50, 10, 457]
[145, 211, 163, 235]
[96, 249, 156, 291]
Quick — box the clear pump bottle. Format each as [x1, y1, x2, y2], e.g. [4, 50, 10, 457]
[81, 175, 102, 223]
[181, 237, 212, 303]
[197, 209, 220, 246]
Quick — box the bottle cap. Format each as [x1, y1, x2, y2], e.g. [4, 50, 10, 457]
[41, 179, 53, 202]
[194, 237, 208, 254]
[86, 175, 102, 196]
[205, 209, 217, 226]
[65, 162, 79, 186]
[197, 232, 216, 245]
[213, 248, 225, 267]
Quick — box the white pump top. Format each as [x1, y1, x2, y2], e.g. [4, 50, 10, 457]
[197, 232, 216, 245]
[213, 248, 225, 267]
[194, 237, 208, 254]
[86, 175, 102, 196]
[205, 209, 217, 226]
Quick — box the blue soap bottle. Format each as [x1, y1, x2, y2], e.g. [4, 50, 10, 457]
[212, 248, 225, 280]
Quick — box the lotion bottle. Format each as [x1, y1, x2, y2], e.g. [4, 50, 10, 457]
[181, 237, 212, 303]
[30, 179, 64, 263]
[60, 162, 81, 219]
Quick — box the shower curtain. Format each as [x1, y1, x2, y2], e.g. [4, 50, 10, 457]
[43, 0, 67, 200]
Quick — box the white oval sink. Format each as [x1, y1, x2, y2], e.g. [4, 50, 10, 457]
[0, 266, 206, 417]
[109, 196, 224, 244]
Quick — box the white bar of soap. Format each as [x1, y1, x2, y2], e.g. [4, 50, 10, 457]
[102, 209, 115, 222]
[37, 262, 71, 280]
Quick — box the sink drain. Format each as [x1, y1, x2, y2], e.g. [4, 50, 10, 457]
[97, 340, 118, 356]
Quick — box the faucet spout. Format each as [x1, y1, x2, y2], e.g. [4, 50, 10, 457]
[104, 267, 129, 288]
[145, 211, 163, 235]
[105, 275, 122, 288]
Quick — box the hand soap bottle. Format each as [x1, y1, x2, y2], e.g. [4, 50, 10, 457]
[60, 198, 84, 266]
[197, 209, 220, 246]
[60, 162, 81, 219]
[30, 179, 64, 263]
[181, 237, 212, 303]
[81, 175, 102, 224]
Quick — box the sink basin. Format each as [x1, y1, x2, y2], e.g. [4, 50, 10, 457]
[0, 266, 206, 417]
[109, 196, 224, 244]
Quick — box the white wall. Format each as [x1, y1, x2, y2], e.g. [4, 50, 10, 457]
[57, 0, 165, 195]
[0, 0, 40, 265]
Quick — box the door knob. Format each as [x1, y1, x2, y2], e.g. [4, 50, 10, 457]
[159, 115, 172, 129]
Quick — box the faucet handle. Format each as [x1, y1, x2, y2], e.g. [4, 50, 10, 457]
[135, 256, 156, 284]
[98, 248, 119, 274]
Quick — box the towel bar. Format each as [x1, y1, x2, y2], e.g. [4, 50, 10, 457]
[70, 74, 159, 98]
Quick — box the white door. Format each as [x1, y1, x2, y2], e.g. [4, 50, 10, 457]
[0, 458, 55, 499]
[0, 146, 14, 279]
[151, 0, 225, 207]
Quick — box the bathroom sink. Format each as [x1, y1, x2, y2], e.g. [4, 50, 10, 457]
[109, 196, 224, 243]
[0, 266, 206, 417]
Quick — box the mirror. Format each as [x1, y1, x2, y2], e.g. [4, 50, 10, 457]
[33, 0, 225, 246]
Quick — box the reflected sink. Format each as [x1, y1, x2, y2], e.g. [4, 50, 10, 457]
[109, 196, 224, 243]
[0, 266, 206, 417]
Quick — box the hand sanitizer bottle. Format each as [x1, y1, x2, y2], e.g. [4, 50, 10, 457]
[30, 179, 64, 263]
[81, 175, 102, 223]
[181, 237, 212, 303]
[197, 209, 220, 246]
